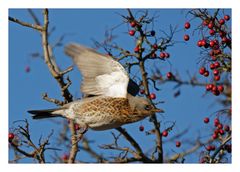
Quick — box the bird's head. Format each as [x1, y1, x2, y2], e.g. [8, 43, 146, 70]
[128, 95, 164, 119]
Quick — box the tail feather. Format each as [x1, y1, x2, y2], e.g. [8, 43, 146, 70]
[28, 108, 63, 120]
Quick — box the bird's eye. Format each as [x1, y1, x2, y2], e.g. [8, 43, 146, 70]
[144, 105, 151, 111]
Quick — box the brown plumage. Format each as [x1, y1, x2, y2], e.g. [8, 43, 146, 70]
[28, 43, 164, 131]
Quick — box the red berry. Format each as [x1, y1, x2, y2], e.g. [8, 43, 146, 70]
[208, 22, 214, 29]
[224, 125, 230, 132]
[167, 72, 173, 79]
[140, 89, 145, 94]
[152, 44, 158, 50]
[184, 22, 190, 29]
[219, 129, 225, 135]
[176, 141, 181, 147]
[224, 15, 230, 21]
[164, 52, 170, 58]
[74, 123, 80, 131]
[201, 40, 207, 47]
[219, 19, 225, 25]
[151, 53, 157, 58]
[209, 29, 215, 35]
[206, 145, 212, 151]
[202, 20, 209, 26]
[129, 30, 135, 36]
[162, 130, 168, 137]
[184, 34, 190, 41]
[214, 61, 220, 68]
[212, 133, 218, 139]
[197, 40, 202, 47]
[214, 129, 220, 135]
[206, 84, 213, 91]
[160, 52, 166, 58]
[222, 37, 228, 43]
[210, 63, 215, 70]
[217, 85, 224, 92]
[150, 93, 156, 100]
[214, 118, 220, 125]
[209, 40, 215, 47]
[219, 31, 226, 37]
[211, 145, 216, 151]
[139, 125, 144, 132]
[130, 21, 137, 27]
[214, 75, 220, 81]
[134, 46, 140, 53]
[199, 67, 206, 75]
[8, 133, 15, 141]
[25, 66, 30, 73]
[203, 71, 209, 77]
[212, 89, 220, 96]
[213, 69, 219, 75]
[62, 154, 69, 161]
[204, 117, 210, 123]
[217, 123, 223, 129]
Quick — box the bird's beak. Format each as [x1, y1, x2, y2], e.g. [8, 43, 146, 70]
[153, 108, 164, 113]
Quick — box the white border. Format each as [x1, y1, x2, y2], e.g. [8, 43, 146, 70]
[1, 0, 239, 171]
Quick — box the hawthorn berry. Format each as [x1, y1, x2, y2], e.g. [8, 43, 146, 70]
[152, 44, 158, 50]
[214, 61, 220, 68]
[214, 118, 220, 125]
[206, 84, 213, 91]
[219, 19, 225, 25]
[130, 21, 137, 27]
[212, 133, 218, 139]
[199, 67, 206, 75]
[202, 20, 209, 26]
[219, 31, 226, 37]
[197, 40, 202, 47]
[219, 129, 225, 135]
[150, 93, 156, 100]
[162, 130, 168, 137]
[210, 63, 215, 70]
[217, 85, 224, 92]
[129, 30, 135, 36]
[222, 37, 228, 43]
[204, 117, 210, 123]
[134, 46, 140, 53]
[212, 89, 220, 96]
[8, 133, 15, 142]
[151, 53, 157, 58]
[201, 40, 207, 47]
[184, 34, 190, 41]
[74, 123, 80, 131]
[184, 22, 190, 29]
[209, 40, 215, 47]
[217, 123, 223, 129]
[160, 52, 166, 58]
[213, 69, 219, 75]
[165, 52, 170, 58]
[139, 125, 144, 132]
[224, 15, 230, 21]
[214, 75, 220, 81]
[140, 89, 145, 94]
[203, 71, 209, 77]
[167, 72, 173, 79]
[176, 141, 181, 147]
[209, 29, 215, 35]
[224, 125, 230, 132]
[208, 22, 214, 29]
[62, 154, 69, 161]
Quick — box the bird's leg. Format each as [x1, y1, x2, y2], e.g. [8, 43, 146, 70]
[72, 124, 88, 146]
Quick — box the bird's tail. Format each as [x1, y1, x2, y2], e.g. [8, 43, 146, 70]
[28, 108, 64, 119]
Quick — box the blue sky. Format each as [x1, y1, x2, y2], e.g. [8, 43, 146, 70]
[9, 9, 231, 163]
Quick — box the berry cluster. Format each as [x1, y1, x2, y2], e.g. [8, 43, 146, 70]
[184, 14, 231, 96]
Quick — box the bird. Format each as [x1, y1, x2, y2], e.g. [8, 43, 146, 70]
[28, 43, 164, 131]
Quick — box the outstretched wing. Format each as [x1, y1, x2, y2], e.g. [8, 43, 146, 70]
[65, 43, 129, 98]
